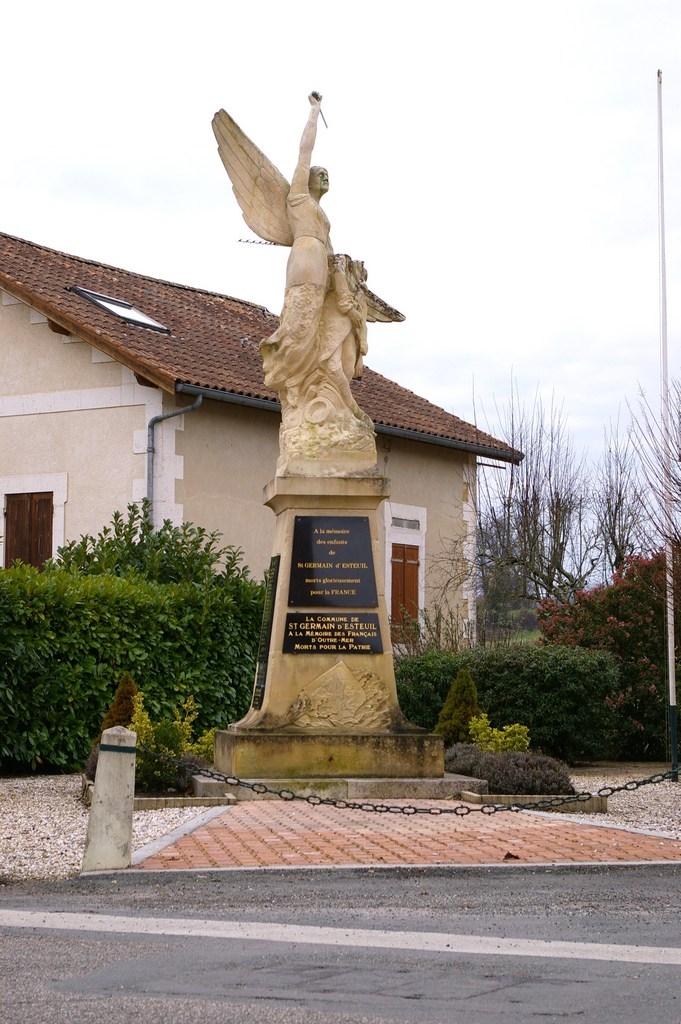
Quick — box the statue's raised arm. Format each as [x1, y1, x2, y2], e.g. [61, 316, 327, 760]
[279, 93, 332, 296]
[290, 93, 324, 194]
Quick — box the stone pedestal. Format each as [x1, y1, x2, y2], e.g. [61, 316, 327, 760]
[215, 731, 443, 780]
[214, 475, 444, 780]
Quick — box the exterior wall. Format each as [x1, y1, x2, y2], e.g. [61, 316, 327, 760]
[176, 398, 282, 581]
[377, 433, 477, 632]
[0, 292, 164, 561]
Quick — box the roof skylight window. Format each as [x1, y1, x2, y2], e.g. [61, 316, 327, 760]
[68, 286, 170, 333]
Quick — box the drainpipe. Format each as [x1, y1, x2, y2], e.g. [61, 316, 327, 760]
[146, 394, 203, 524]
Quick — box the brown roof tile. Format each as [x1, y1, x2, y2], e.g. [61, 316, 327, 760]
[0, 232, 520, 462]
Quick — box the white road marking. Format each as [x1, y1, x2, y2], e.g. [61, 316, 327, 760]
[1, 909, 679, 965]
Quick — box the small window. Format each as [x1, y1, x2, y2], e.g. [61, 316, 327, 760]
[68, 286, 170, 333]
[391, 516, 420, 530]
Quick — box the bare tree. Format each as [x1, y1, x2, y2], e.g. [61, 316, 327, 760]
[478, 389, 600, 607]
[593, 416, 654, 580]
[630, 381, 681, 550]
[421, 387, 651, 650]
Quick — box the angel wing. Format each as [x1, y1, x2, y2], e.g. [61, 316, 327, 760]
[363, 286, 405, 324]
[212, 109, 293, 246]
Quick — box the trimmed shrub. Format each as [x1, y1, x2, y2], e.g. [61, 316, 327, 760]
[50, 499, 233, 584]
[187, 728, 216, 764]
[468, 713, 530, 752]
[131, 693, 185, 793]
[84, 691, 214, 792]
[396, 651, 462, 731]
[445, 743, 575, 795]
[396, 645, 620, 762]
[0, 558, 264, 771]
[433, 668, 481, 745]
[131, 693, 214, 793]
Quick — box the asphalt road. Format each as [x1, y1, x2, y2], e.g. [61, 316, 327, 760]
[1, 864, 680, 1023]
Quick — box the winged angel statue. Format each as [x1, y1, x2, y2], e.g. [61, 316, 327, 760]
[212, 93, 404, 476]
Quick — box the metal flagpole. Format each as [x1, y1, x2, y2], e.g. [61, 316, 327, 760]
[657, 69, 679, 778]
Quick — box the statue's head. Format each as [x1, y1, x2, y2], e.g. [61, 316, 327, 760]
[309, 165, 329, 198]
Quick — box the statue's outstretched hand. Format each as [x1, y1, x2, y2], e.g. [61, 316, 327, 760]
[309, 91, 323, 106]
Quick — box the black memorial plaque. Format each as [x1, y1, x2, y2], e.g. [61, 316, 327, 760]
[283, 612, 383, 654]
[251, 554, 280, 710]
[288, 516, 378, 608]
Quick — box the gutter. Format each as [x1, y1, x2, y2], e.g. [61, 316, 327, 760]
[175, 382, 522, 465]
[147, 394, 203, 520]
[176, 382, 279, 414]
[370, 423, 522, 465]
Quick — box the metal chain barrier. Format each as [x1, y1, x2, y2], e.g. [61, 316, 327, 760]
[137, 745, 679, 817]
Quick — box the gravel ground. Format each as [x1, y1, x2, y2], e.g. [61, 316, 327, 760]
[1, 764, 680, 882]
[0, 776, 207, 882]
[550, 763, 681, 839]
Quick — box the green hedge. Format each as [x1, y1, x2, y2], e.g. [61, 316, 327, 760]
[0, 564, 264, 771]
[396, 646, 621, 762]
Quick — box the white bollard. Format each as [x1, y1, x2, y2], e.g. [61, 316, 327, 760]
[81, 726, 137, 873]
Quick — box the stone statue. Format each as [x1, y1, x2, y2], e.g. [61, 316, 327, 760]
[212, 94, 404, 476]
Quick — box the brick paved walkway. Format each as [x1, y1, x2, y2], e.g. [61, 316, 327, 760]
[135, 800, 681, 870]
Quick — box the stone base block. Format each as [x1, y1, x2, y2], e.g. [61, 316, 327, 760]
[221, 772, 487, 802]
[349, 773, 487, 800]
[214, 730, 444, 780]
[191, 775, 229, 797]
[460, 791, 608, 813]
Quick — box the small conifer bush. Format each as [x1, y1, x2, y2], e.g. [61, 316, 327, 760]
[433, 668, 481, 745]
[83, 673, 139, 780]
[99, 673, 138, 737]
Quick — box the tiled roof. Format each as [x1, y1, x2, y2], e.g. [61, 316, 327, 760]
[0, 232, 520, 462]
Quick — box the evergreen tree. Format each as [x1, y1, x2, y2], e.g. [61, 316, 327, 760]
[434, 668, 481, 746]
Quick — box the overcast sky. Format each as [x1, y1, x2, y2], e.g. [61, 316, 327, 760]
[3, 0, 681, 457]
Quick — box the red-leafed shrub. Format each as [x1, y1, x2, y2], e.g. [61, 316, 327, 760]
[537, 552, 675, 759]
